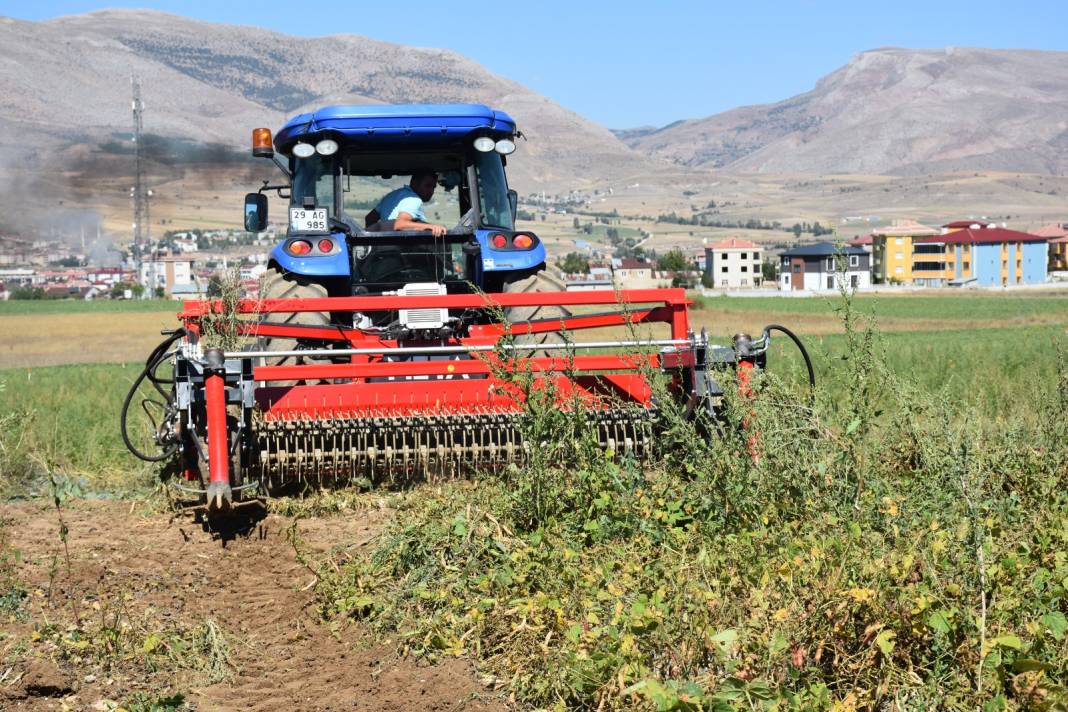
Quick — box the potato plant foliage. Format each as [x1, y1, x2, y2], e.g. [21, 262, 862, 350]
[316, 298, 1068, 711]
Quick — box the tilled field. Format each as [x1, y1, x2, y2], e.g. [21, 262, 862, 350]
[0, 499, 504, 711]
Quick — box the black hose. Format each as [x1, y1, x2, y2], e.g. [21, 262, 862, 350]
[121, 329, 189, 462]
[763, 324, 816, 390]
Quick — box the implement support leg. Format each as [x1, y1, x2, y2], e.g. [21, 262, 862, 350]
[204, 349, 232, 511]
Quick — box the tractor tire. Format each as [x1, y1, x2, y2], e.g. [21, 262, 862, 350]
[503, 269, 572, 348]
[257, 267, 334, 387]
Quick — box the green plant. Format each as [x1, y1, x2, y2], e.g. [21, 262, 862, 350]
[0, 517, 26, 620]
[121, 692, 187, 711]
[312, 288, 1068, 710]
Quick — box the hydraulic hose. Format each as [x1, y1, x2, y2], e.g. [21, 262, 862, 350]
[762, 324, 816, 391]
[120, 329, 189, 462]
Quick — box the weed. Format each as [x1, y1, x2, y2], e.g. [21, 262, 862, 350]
[315, 287, 1068, 710]
[0, 518, 26, 620]
[199, 267, 251, 351]
[120, 692, 188, 711]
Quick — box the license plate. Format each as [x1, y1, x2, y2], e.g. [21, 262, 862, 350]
[289, 208, 328, 233]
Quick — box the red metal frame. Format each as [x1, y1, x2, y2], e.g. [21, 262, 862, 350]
[181, 289, 692, 414]
[183, 289, 694, 494]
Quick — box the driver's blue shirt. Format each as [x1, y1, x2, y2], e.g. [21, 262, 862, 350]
[375, 186, 426, 222]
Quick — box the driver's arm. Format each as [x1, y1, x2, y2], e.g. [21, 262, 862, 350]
[393, 212, 447, 237]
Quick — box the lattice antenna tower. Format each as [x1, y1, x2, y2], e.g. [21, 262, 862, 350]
[131, 76, 148, 246]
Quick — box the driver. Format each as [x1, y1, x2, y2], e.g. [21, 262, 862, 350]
[365, 171, 447, 237]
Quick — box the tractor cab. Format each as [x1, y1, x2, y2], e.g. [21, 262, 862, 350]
[244, 104, 546, 296]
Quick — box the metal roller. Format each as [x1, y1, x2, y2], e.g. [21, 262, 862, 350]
[249, 407, 656, 485]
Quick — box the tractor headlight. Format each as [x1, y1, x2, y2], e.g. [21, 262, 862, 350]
[315, 139, 338, 156]
[473, 137, 495, 152]
[292, 142, 315, 158]
[494, 139, 516, 155]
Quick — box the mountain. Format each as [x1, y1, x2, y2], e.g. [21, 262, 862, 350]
[0, 10, 655, 189]
[621, 47, 1068, 175]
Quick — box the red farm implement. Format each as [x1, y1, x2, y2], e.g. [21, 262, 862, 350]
[118, 104, 816, 512]
[121, 287, 811, 512]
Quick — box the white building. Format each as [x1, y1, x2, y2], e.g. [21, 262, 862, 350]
[240, 263, 267, 281]
[0, 268, 42, 286]
[704, 238, 763, 288]
[173, 237, 199, 253]
[779, 242, 871, 292]
[140, 256, 197, 298]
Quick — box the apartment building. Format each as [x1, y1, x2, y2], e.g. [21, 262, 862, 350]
[703, 238, 763, 288]
[1035, 223, 1068, 272]
[912, 224, 1047, 287]
[140, 256, 197, 297]
[779, 243, 870, 291]
[870, 220, 940, 283]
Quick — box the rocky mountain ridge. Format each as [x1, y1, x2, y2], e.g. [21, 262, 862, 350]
[0, 10, 655, 189]
[621, 47, 1068, 175]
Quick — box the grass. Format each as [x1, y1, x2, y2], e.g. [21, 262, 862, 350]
[694, 293, 1068, 323]
[0, 299, 181, 315]
[768, 325, 1062, 412]
[0, 364, 160, 497]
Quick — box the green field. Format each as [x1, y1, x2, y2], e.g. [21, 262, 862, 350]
[2, 293, 1067, 709]
[0, 299, 182, 315]
[695, 293, 1068, 322]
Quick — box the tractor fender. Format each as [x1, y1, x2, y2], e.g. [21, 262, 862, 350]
[474, 228, 546, 273]
[269, 232, 351, 278]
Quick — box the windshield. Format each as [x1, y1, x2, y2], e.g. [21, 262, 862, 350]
[288, 148, 511, 231]
[474, 151, 513, 230]
[290, 155, 335, 214]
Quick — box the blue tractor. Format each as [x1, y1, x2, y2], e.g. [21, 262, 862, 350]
[243, 103, 567, 360]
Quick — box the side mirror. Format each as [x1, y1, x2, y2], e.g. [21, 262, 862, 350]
[507, 189, 518, 224]
[244, 193, 268, 232]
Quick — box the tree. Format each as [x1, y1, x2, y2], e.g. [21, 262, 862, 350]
[657, 248, 690, 272]
[791, 223, 803, 239]
[559, 252, 590, 274]
[11, 286, 44, 300]
[761, 258, 778, 282]
[207, 273, 225, 298]
[672, 272, 696, 288]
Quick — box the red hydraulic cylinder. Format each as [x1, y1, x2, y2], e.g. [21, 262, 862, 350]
[203, 348, 232, 510]
[204, 369, 229, 486]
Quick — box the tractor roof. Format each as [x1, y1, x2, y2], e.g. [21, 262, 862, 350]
[274, 103, 517, 153]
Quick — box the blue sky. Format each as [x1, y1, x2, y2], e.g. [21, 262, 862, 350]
[4, 1, 1067, 127]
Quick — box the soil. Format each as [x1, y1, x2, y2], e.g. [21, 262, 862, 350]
[0, 499, 506, 711]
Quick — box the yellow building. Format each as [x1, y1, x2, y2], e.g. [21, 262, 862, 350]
[1034, 223, 1068, 272]
[870, 220, 940, 284]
